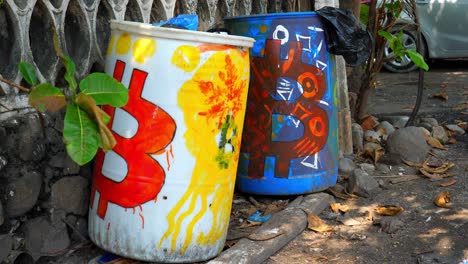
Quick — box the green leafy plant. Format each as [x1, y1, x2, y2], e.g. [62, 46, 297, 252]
[12, 34, 128, 165]
[378, 30, 428, 71]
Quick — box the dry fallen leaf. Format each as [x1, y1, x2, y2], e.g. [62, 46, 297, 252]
[327, 188, 358, 200]
[425, 135, 448, 150]
[244, 206, 261, 217]
[403, 159, 423, 168]
[360, 115, 379, 131]
[431, 93, 448, 101]
[422, 161, 455, 174]
[419, 167, 455, 181]
[453, 103, 468, 111]
[330, 202, 350, 213]
[239, 220, 263, 229]
[374, 205, 405, 216]
[434, 191, 451, 208]
[307, 213, 333, 233]
[363, 142, 385, 164]
[447, 138, 457, 144]
[439, 179, 457, 187]
[263, 202, 287, 216]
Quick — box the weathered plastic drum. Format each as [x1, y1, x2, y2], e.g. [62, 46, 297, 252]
[225, 12, 338, 195]
[88, 20, 254, 262]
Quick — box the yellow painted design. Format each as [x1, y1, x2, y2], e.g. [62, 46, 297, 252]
[172, 46, 201, 72]
[259, 24, 268, 33]
[116, 33, 131, 55]
[159, 47, 250, 253]
[133, 38, 156, 64]
[106, 34, 115, 56]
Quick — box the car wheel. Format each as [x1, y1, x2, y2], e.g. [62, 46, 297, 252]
[382, 29, 426, 73]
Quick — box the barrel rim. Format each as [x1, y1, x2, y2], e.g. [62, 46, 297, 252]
[110, 20, 255, 48]
[224, 12, 318, 21]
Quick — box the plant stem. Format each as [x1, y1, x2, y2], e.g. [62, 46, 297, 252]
[0, 76, 30, 92]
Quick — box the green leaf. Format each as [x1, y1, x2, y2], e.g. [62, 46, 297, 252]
[378, 30, 394, 41]
[406, 50, 429, 71]
[19, 62, 39, 86]
[79, 72, 129, 107]
[64, 103, 100, 165]
[360, 4, 369, 25]
[63, 54, 78, 91]
[53, 32, 77, 91]
[28, 83, 67, 112]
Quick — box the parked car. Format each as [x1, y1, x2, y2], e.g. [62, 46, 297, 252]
[383, 0, 468, 73]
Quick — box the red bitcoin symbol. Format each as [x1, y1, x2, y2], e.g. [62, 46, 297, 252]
[90, 60, 176, 218]
[242, 39, 329, 178]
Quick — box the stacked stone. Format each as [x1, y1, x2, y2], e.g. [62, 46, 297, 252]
[0, 0, 313, 95]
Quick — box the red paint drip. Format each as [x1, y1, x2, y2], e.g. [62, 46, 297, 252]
[132, 208, 136, 214]
[107, 222, 111, 231]
[166, 150, 171, 171]
[139, 213, 145, 229]
[138, 205, 143, 212]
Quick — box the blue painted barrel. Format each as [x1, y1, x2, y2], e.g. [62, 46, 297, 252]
[225, 12, 338, 195]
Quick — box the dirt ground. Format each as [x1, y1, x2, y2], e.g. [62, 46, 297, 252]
[260, 60, 468, 264]
[34, 61, 467, 264]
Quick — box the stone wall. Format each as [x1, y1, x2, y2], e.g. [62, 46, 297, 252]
[0, 0, 313, 95]
[0, 0, 315, 262]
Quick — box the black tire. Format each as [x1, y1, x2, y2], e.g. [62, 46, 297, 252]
[382, 29, 426, 73]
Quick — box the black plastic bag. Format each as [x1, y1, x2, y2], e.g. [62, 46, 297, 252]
[316, 6, 373, 66]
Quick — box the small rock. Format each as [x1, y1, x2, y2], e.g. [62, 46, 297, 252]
[431, 125, 449, 144]
[380, 115, 409, 129]
[379, 217, 404, 234]
[24, 216, 70, 259]
[50, 209, 67, 225]
[418, 122, 433, 132]
[359, 163, 375, 173]
[63, 155, 80, 175]
[419, 127, 431, 138]
[338, 157, 356, 175]
[3, 117, 21, 129]
[17, 130, 35, 162]
[445, 124, 466, 135]
[48, 152, 67, 168]
[376, 121, 395, 135]
[386, 126, 430, 163]
[5, 171, 42, 217]
[364, 130, 381, 143]
[376, 163, 391, 174]
[351, 123, 364, 152]
[377, 179, 386, 188]
[31, 141, 46, 162]
[419, 117, 439, 127]
[45, 127, 63, 153]
[0, 234, 12, 263]
[50, 176, 89, 216]
[347, 169, 379, 198]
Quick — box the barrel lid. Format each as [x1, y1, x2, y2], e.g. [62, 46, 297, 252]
[224, 12, 318, 21]
[110, 20, 255, 48]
